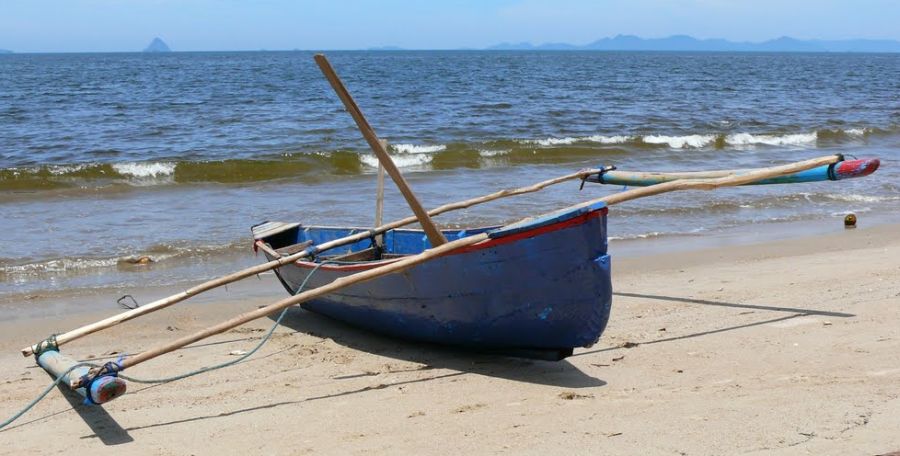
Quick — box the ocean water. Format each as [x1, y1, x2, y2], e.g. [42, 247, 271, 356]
[1, 51, 898, 298]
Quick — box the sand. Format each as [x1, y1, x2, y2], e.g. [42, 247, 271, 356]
[0, 223, 898, 455]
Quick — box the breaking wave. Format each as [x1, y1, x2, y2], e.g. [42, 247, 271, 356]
[642, 134, 716, 148]
[360, 153, 433, 169]
[0, 242, 245, 278]
[390, 144, 447, 154]
[725, 132, 817, 147]
[527, 131, 823, 149]
[111, 162, 176, 178]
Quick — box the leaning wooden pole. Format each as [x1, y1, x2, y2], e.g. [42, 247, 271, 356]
[21, 167, 601, 357]
[71, 154, 840, 386]
[314, 54, 447, 247]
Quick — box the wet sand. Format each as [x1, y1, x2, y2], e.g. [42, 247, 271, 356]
[0, 224, 898, 455]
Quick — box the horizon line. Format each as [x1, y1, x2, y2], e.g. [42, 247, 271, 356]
[4, 34, 900, 54]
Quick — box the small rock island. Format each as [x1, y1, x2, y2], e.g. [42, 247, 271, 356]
[143, 38, 171, 53]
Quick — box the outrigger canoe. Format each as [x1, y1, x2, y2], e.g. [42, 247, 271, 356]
[251, 157, 879, 360]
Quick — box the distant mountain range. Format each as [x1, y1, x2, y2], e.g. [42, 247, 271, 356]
[0, 49, 12, 54]
[486, 35, 900, 52]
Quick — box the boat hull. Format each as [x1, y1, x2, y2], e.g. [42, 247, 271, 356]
[257, 206, 612, 359]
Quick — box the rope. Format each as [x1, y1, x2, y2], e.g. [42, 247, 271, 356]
[0, 362, 99, 430]
[0, 262, 328, 430]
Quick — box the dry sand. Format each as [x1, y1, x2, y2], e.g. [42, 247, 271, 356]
[0, 224, 898, 455]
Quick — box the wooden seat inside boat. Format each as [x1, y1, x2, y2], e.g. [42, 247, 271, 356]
[324, 247, 380, 262]
[275, 240, 314, 256]
[321, 246, 409, 263]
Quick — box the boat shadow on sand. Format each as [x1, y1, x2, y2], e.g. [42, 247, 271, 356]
[573, 292, 855, 358]
[273, 306, 607, 389]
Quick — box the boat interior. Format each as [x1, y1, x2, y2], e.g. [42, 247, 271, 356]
[252, 221, 497, 263]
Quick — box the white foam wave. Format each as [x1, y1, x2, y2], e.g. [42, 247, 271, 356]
[390, 144, 446, 154]
[830, 208, 872, 217]
[528, 135, 632, 146]
[824, 193, 899, 203]
[112, 162, 176, 178]
[725, 132, 817, 147]
[608, 232, 664, 241]
[47, 164, 92, 176]
[530, 137, 578, 146]
[583, 135, 632, 144]
[478, 149, 510, 157]
[0, 257, 120, 275]
[643, 135, 715, 148]
[844, 128, 868, 136]
[360, 153, 432, 169]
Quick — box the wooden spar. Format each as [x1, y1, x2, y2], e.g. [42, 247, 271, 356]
[71, 154, 840, 384]
[314, 54, 447, 247]
[22, 167, 601, 357]
[374, 139, 387, 247]
[72, 233, 491, 387]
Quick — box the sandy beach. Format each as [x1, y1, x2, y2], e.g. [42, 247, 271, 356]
[0, 223, 898, 455]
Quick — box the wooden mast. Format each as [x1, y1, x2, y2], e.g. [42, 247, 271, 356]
[314, 54, 447, 247]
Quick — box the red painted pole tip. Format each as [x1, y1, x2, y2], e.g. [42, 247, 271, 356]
[835, 158, 880, 180]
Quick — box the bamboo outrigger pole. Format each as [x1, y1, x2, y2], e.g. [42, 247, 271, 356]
[314, 54, 447, 247]
[21, 167, 603, 357]
[70, 154, 842, 388]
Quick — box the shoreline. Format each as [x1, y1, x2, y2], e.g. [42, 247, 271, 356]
[0, 219, 898, 453]
[3, 216, 897, 319]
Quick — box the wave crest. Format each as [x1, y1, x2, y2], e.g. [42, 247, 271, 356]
[111, 162, 177, 178]
[725, 132, 817, 147]
[390, 144, 446, 154]
[642, 134, 716, 148]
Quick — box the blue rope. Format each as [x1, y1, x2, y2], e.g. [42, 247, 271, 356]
[0, 262, 328, 429]
[0, 362, 99, 430]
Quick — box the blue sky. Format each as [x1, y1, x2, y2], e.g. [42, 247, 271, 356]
[2, 0, 898, 52]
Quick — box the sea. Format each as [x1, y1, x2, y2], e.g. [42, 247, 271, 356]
[1, 51, 898, 299]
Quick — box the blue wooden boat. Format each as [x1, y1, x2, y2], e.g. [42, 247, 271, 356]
[252, 202, 612, 360]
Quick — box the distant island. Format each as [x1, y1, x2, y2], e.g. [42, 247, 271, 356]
[0, 49, 12, 54]
[487, 35, 900, 53]
[143, 37, 172, 53]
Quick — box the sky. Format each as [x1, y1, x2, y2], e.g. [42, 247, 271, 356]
[1, 0, 899, 52]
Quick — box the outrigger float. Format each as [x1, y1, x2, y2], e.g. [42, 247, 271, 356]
[20, 55, 879, 407]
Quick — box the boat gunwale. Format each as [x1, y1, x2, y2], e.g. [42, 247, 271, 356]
[291, 206, 608, 272]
